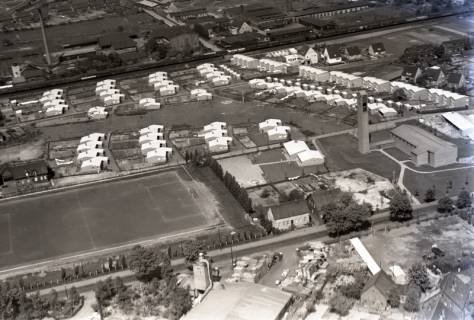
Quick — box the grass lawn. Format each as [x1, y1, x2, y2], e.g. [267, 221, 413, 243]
[319, 134, 400, 181]
[404, 167, 474, 201]
[251, 149, 286, 164]
[0, 168, 218, 269]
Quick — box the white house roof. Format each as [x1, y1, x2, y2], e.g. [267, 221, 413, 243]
[139, 132, 164, 144]
[149, 71, 167, 78]
[139, 125, 164, 135]
[139, 98, 156, 105]
[350, 237, 381, 275]
[267, 126, 290, 136]
[97, 79, 115, 87]
[202, 129, 227, 141]
[204, 122, 227, 132]
[77, 148, 104, 160]
[442, 112, 474, 132]
[81, 156, 108, 169]
[297, 149, 324, 163]
[146, 147, 172, 158]
[80, 133, 105, 143]
[141, 140, 167, 151]
[259, 119, 282, 129]
[208, 136, 232, 147]
[283, 140, 309, 156]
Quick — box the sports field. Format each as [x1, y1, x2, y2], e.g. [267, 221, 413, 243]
[0, 168, 217, 269]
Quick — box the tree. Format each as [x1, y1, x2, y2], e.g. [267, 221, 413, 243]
[183, 241, 207, 265]
[408, 263, 431, 292]
[437, 196, 454, 213]
[328, 294, 352, 316]
[404, 284, 421, 312]
[69, 286, 81, 306]
[389, 191, 413, 221]
[128, 245, 171, 282]
[387, 287, 400, 308]
[258, 213, 273, 234]
[288, 189, 305, 201]
[424, 187, 436, 202]
[456, 190, 472, 209]
[326, 202, 370, 236]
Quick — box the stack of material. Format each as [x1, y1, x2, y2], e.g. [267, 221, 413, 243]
[87, 106, 108, 120]
[229, 255, 269, 283]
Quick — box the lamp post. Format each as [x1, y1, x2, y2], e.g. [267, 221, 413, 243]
[230, 231, 236, 268]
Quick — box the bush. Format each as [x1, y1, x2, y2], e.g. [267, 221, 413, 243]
[437, 196, 454, 213]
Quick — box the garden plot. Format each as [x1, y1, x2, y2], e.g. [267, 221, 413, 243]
[362, 216, 474, 273]
[248, 186, 280, 208]
[109, 132, 142, 171]
[321, 168, 394, 210]
[48, 139, 80, 160]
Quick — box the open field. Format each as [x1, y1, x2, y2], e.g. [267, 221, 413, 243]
[0, 168, 219, 269]
[362, 216, 474, 273]
[318, 134, 400, 181]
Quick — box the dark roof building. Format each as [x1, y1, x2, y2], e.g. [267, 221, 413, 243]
[291, 1, 370, 19]
[225, 4, 289, 30]
[1, 160, 50, 184]
[169, 8, 209, 22]
[401, 65, 422, 83]
[99, 33, 137, 53]
[369, 42, 386, 55]
[360, 271, 397, 313]
[267, 200, 310, 230]
[218, 32, 262, 49]
[298, 17, 337, 31]
[267, 24, 313, 41]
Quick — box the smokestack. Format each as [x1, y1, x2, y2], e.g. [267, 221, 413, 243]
[357, 91, 369, 154]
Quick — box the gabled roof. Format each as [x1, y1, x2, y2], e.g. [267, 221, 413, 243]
[345, 46, 361, 56]
[325, 45, 342, 59]
[152, 26, 195, 40]
[370, 42, 385, 53]
[439, 273, 471, 310]
[98, 33, 136, 50]
[402, 65, 420, 77]
[2, 160, 49, 180]
[424, 67, 444, 81]
[362, 271, 396, 298]
[269, 200, 309, 220]
[447, 73, 464, 84]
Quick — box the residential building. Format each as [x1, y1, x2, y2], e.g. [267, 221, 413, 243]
[283, 140, 309, 160]
[259, 119, 282, 132]
[323, 46, 342, 65]
[202, 130, 228, 141]
[423, 66, 446, 87]
[447, 73, 465, 90]
[442, 112, 474, 138]
[0, 160, 50, 186]
[204, 122, 227, 132]
[139, 124, 164, 135]
[401, 66, 422, 83]
[77, 149, 105, 163]
[302, 46, 319, 65]
[80, 133, 106, 144]
[391, 125, 458, 167]
[139, 132, 164, 145]
[146, 147, 172, 164]
[152, 26, 200, 54]
[81, 156, 109, 173]
[87, 107, 108, 120]
[360, 271, 397, 313]
[182, 282, 292, 320]
[141, 140, 167, 154]
[344, 46, 362, 61]
[368, 42, 386, 56]
[296, 149, 325, 166]
[77, 141, 104, 153]
[267, 126, 290, 141]
[267, 200, 311, 230]
[441, 38, 469, 56]
[208, 137, 233, 153]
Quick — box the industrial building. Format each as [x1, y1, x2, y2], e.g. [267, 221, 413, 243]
[391, 125, 458, 167]
[183, 282, 292, 320]
[442, 112, 474, 139]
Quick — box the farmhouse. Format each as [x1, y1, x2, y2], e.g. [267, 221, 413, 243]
[423, 66, 445, 87]
[303, 46, 319, 65]
[208, 137, 233, 153]
[267, 200, 311, 230]
[360, 271, 397, 313]
[391, 125, 458, 167]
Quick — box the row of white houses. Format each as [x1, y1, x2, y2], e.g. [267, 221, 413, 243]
[298, 66, 469, 108]
[40, 88, 69, 117]
[138, 125, 172, 164]
[76, 133, 109, 173]
[199, 121, 232, 153]
[148, 71, 179, 96]
[197, 63, 231, 86]
[190, 89, 212, 101]
[87, 106, 108, 120]
[95, 79, 124, 106]
[231, 54, 288, 74]
[138, 98, 161, 110]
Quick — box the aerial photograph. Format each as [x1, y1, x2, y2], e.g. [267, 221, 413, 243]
[0, 0, 474, 319]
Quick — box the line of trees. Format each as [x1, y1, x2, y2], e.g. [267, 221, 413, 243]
[209, 157, 253, 213]
[0, 283, 82, 320]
